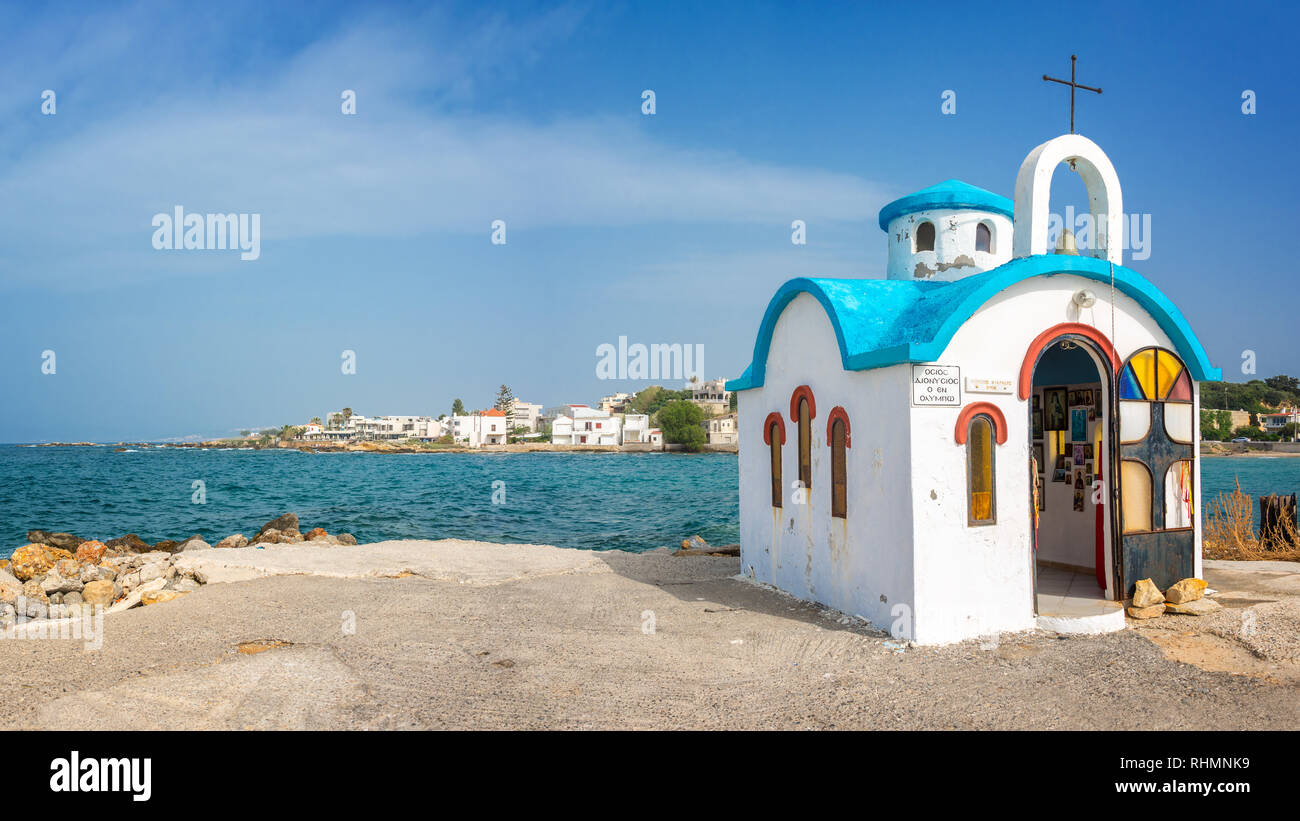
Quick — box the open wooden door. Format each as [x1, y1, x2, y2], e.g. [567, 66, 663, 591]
[1116, 347, 1196, 597]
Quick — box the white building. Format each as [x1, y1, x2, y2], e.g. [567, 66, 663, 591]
[552, 406, 622, 445]
[621, 413, 652, 444]
[728, 134, 1220, 645]
[704, 412, 737, 445]
[448, 410, 508, 447]
[509, 400, 543, 432]
[691, 378, 732, 416]
[599, 392, 632, 413]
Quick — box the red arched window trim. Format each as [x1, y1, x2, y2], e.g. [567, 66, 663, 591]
[788, 385, 817, 423]
[825, 406, 851, 448]
[954, 402, 1008, 445]
[762, 412, 786, 445]
[1018, 323, 1121, 400]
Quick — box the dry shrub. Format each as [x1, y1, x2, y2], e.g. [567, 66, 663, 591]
[1203, 478, 1300, 561]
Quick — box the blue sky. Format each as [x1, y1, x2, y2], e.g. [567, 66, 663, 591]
[1, 0, 1295, 441]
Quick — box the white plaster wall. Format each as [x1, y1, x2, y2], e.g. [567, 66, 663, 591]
[737, 293, 915, 635]
[908, 273, 1194, 644]
[886, 209, 1013, 281]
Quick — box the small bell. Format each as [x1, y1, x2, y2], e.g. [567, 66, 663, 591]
[1055, 229, 1080, 255]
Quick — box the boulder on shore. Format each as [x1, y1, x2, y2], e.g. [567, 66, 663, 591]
[9, 544, 55, 581]
[75, 540, 107, 565]
[256, 513, 299, 542]
[337, 533, 357, 546]
[152, 540, 181, 553]
[81, 580, 120, 607]
[0, 567, 22, 605]
[25, 530, 81, 552]
[1164, 578, 1208, 605]
[1132, 578, 1164, 608]
[215, 534, 249, 549]
[305, 527, 329, 541]
[105, 534, 151, 554]
[178, 536, 211, 552]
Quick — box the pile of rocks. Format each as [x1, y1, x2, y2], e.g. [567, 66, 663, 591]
[0, 513, 357, 626]
[1126, 577, 1221, 619]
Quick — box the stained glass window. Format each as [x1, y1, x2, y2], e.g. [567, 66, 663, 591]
[968, 416, 995, 525]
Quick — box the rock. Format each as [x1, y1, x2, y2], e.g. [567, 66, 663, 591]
[40, 565, 83, 594]
[107, 578, 167, 613]
[25, 530, 81, 552]
[256, 513, 299, 542]
[105, 534, 151, 554]
[305, 527, 328, 541]
[63, 591, 83, 606]
[0, 567, 23, 605]
[75, 540, 107, 565]
[180, 537, 212, 552]
[284, 531, 304, 543]
[681, 535, 710, 551]
[81, 580, 119, 607]
[215, 534, 248, 549]
[141, 590, 188, 606]
[1126, 604, 1165, 619]
[138, 563, 166, 584]
[21, 579, 48, 603]
[49, 592, 63, 605]
[337, 533, 357, 546]
[1165, 578, 1208, 605]
[172, 577, 201, 592]
[152, 540, 180, 553]
[254, 528, 283, 545]
[1165, 598, 1223, 616]
[9, 544, 55, 581]
[1132, 578, 1164, 608]
[0, 559, 8, 570]
[54, 558, 81, 577]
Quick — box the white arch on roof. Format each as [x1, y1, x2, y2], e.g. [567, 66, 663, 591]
[1012, 134, 1123, 265]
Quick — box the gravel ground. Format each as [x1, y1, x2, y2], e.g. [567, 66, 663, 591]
[0, 544, 1296, 730]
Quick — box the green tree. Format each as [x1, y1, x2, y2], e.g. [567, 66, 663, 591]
[656, 400, 706, 451]
[451, 398, 466, 416]
[239, 429, 251, 437]
[494, 384, 516, 429]
[342, 408, 354, 428]
[1265, 375, 1299, 392]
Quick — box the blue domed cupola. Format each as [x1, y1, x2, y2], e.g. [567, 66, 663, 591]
[878, 180, 1014, 281]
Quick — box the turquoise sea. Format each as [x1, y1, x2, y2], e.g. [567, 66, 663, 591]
[0, 446, 1296, 559]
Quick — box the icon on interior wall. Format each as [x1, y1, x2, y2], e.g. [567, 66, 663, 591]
[1093, 389, 1103, 414]
[1032, 409, 1043, 439]
[1073, 489, 1085, 511]
[1070, 407, 1088, 441]
[1033, 394, 1041, 411]
[1033, 443, 1044, 470]
[1084, 444, 1094, 460]
[1074, 469, 1084, 489]
[1088, 406, 1096, 421]
[1053, 468, 1067, 483]
[1055, 453, 1067, 470]
[1044, 387, 1068, 431]
[1073, 444, 1087, 465]
[1084, 472, 1093, 487]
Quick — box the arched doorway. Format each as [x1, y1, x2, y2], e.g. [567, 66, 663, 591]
[1022, 326, 1121, 618]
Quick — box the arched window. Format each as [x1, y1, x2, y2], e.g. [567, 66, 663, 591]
[975, 222, 992, 253]
[789, 387, 816, 493]
[763, 412, 786, 508]
[967, 415, 996, 525]
[827, 407, 850, 518]
[915, 220, 935, 252]
[797, 398, 812, 491]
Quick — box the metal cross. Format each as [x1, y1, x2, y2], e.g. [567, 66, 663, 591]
[1043, 55, 1102, 134]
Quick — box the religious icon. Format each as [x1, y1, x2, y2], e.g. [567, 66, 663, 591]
[1033, 394, 1041, 411]
[1082, 389, 1094, 406]
[1033, 443, 1044, 470]
[1068, 390, 1078, 406]
[1085, 461, 1094, 476]
[1074, 469, 1084, 489]
[1088, 407, 1096, 422]
[1084, 444, 1094, 460]
[1070, 407, 1088, 441]
[1085, 473, 1093, 487]
[1073, 444, 1087, 466]
[1093, 389, 1103, 414]
[1053, 468, 1067, 483]
[1044, 387, 1068, 431]
[1032, 409, 1043, 439]
[1055, 454, 1066, 470]
[1073, 489, 1086, 511]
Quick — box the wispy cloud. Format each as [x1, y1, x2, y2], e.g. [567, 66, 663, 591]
[0, 3, 889, 290]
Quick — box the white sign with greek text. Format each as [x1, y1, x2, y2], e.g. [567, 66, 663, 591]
[912, 364, 961, 407]
[965, 376, 1014, 394]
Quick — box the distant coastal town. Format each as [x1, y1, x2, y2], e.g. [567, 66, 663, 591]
[216, 377, 738, 453]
